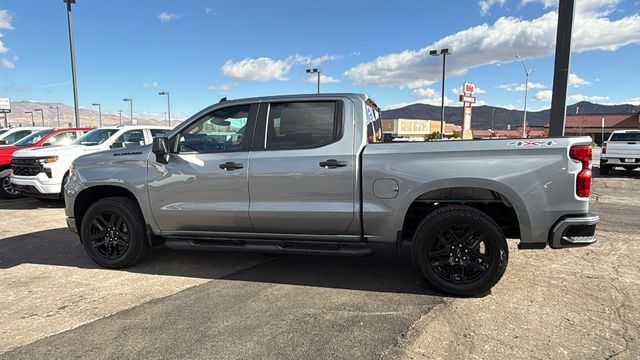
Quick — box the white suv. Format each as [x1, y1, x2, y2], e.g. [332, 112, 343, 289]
[11, 125, 171, 199]
[0, 127, 50, 145]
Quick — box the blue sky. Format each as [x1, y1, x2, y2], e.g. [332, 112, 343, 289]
[1, 0, 639, 121]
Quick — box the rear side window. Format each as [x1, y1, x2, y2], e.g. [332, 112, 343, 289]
[265, 102, 341, 150]
[610, 132, 640, 142]
[3, 130, 32, 144]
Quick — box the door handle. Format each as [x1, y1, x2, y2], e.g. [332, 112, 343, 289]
[219, 162, 244, 170]
[319, 159, 348, 169]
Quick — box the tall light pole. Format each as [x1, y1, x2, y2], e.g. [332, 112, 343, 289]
[429, 48, 451, 139]
[491, 108, 496, 138]
[118, 110, 122, 126]
[64, 0, 80, 128]
[515, 54, 534, 138]
[305, 68, 321, 94]
[34, 109, 45, 126]
[91, 103, 102, 127]
[25, 111, 34, 126]
[122, 98, 133, 125]
[158, 91, 171, 126]
[49, 106, 60, 127]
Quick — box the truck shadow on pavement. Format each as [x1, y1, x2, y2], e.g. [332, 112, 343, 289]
[0, 198, 64, 210]
[592, 166, 640, 179]
[0, 228, 446, 297]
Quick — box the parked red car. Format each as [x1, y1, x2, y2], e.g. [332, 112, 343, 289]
[0, 128, 91, 199]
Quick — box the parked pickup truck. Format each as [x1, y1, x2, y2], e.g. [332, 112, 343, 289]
[599, 130, 640, 175]
[64, 94, 599, 296]
[11, 125, 171, 200]
[0, 128, 90, 198]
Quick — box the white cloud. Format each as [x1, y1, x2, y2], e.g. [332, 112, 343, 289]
[306, 74, 340, 83]
[623, 97, 640, 105]
[498, 82, 545, 91]
[143, 81, 159, 88]
[158, 11, 180, 22]
[221, 54, 339, 81]
[0, 9, 14, 54]
[0, 57, 14, 69]
[452, 86, 486, 94]
[345, 0, 640, 88]
[568, 94, 609, 102]
[204, 7, 215, 15]
[496, 104, 517, 110]
[568, 73, 591, 87]
[411, 88, 455, 106]
[208, 83, 236, 91]
[534, 90, 553, 101]
[479, 0, 506, 16]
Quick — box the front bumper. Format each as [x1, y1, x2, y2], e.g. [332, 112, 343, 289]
[549, 213, 599, 249]
[10, 174, 62, 195]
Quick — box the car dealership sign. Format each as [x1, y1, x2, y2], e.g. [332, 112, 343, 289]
[0, 97, 10, 113]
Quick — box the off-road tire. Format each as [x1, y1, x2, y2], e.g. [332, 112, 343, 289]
[81, 196, 148, 268]
[412, 205, 508, 296]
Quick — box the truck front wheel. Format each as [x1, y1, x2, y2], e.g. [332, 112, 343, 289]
[412, 205, 508, 296]
[0, 175, 22, 199]
[80, 196, 148, 268]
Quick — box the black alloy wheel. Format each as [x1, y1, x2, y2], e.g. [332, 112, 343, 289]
[89, 211, 131, 259]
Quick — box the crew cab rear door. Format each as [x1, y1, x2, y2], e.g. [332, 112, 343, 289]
[248, 99, 359, 236]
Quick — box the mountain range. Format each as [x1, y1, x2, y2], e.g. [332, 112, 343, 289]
[2, 100, 639, 131]
[381, 101, 640, 130]
[1, 101, 169, 128]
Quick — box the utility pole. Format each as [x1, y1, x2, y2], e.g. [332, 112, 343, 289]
[64, 0, 81, 127]
[549, 0, 576, 136]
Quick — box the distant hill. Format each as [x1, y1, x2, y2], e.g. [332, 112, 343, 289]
[381, 101, 640, 130]
[1, 101, 169, 128]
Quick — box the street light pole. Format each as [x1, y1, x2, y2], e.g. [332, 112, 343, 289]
[91, 103, 102, 127]
[123, 98, 133, 125]
[34, 109, 45, 126]
[118, 110, 122, 126]
[515, 54, 534, 138]
[49, 106, 60, 127]
[491, 108, 496, 138]
[305, 68, 321, 94]
[64, 0, 80, 128]
[158, 91, 171, 126]
[430, 48, 451, 139]
[25, 111, 34, 126]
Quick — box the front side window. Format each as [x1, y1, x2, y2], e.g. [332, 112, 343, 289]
[178, 105, 249, 153]
[3, 130, 32, 144]
[112, 130, 146, 148]
[43, 131, 78, 147]
[76, 129, 119, 146]
[14, 129, 54, 146]
[265, 102, 340, 150]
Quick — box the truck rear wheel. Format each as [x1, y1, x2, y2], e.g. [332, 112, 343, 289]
[412, 205, 508, 296]
[80, 196, 148, 268]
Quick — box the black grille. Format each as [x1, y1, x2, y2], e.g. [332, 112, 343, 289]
[11, 158, 42, 177]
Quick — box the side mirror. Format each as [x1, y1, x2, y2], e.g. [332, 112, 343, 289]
[110, 141, 123, 149]
[152, 137, 169, 164]
[41, 142, 53, 147]
[0, 140, 7, 145]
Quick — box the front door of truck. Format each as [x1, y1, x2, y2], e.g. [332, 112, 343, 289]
[248, 100, 358, 235]
[148, 104, 258, 232]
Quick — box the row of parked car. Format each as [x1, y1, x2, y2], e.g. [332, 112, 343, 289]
[0, 125, 171, 199]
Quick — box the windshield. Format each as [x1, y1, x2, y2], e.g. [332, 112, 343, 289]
[74, 128, 119, 146]
[610, 132, 640, 142]
[13, 129, 54, 146]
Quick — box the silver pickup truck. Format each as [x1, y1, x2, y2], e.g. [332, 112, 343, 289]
[64, 93, 599, 296]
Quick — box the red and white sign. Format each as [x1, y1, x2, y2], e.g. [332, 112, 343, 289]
[459, 95, 476, 103]
[463, 82, 475, 95]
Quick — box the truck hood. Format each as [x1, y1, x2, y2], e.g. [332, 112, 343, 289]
[12, 144, 98, 158]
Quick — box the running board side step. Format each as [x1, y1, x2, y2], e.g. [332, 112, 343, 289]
[164, 238, 373, 257]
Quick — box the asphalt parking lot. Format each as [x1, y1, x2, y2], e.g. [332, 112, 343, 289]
[0, 155, 638, 359]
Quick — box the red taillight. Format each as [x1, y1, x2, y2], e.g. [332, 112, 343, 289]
[602, 142, 607, 155]
[570, 145, 592, 197]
